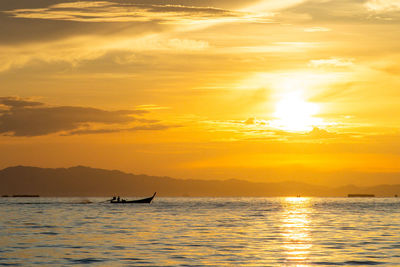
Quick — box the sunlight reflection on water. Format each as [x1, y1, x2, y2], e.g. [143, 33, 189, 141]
[281, 197, 312, 264]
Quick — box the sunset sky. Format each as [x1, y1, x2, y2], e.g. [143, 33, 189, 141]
[1, 0, 400, 186]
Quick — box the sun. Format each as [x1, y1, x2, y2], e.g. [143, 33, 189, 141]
[272, 91, 321, 131]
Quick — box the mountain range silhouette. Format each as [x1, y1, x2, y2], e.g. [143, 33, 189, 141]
[1, 166, 399, 197]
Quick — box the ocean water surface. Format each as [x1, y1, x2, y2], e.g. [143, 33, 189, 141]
[1, 197, 400, 266]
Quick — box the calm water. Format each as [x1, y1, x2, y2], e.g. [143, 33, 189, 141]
[1, 197, 400, 266]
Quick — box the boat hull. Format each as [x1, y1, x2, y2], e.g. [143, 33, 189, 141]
[110, 192, 156, 204]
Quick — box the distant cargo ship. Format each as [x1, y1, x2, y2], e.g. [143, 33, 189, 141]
[348, 194, 375, 197]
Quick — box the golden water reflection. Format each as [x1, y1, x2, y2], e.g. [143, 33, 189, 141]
[281, 197, 313, 264]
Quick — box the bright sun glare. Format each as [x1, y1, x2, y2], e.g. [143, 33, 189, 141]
[272, 91, 321, 131]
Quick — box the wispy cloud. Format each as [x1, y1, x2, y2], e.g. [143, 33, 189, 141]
[200, 117, 356, 143]
[65, 124, 177, 135]
[304, 27, 331, 32]
[309, 58, 354, 68]
[240, 0, 306, 12]
[365, 0, 400, 12]
[5, 1, 265, 24]
[0, 34, 210, 72]
[0, 1, 276, 73]
[52, 1, 114, 9]
[135, 104, 171, 111]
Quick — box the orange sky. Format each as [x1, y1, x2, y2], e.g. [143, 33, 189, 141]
[1, 0, 400, 186]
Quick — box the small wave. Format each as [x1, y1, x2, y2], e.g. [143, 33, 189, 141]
[121, 260, 154, 264]
[66, 258, 108, 264]
[313, 261, 384, 266]
[71, 199, 93, 204]
[171, 255, 187, 259]
[121, 258, 143, 261]
[111, 245, 126, 250]
[10, 202, 55, 205]
[3, 200, 94, 205]
[344, 260, 383, 265]
[0, 262, 23, 266]
[39, 232, 59, 235]
[313, 262, 342, 266]
[31, 225, 57, 229]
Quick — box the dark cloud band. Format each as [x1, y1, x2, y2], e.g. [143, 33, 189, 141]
[0, 96, 173, 136]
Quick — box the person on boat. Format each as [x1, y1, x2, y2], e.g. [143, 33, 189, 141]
[111, 196, 116, 201]
[117, 196, 120, 202]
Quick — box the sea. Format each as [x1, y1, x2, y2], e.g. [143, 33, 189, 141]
[1, 197, 400, 266]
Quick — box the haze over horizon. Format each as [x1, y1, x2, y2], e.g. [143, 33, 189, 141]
[1, 0, 400, 187]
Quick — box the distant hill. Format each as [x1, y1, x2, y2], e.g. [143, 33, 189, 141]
[1, 166, 400, 197]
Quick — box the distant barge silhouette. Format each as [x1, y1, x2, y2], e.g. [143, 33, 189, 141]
[2, 195, 40, 197]
[348, 194, 375, 197]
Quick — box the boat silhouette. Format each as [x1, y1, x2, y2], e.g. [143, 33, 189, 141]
[110, 192, 156, 204]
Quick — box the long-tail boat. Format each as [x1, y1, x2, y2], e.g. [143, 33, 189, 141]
[110, 192, 156, 204]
